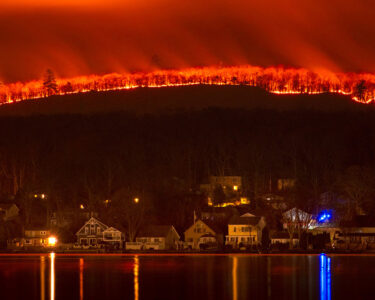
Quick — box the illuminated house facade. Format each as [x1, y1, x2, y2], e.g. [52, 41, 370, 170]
[184, 219, 222, 250]
[102, 227, 125, 248]
[8, 229, 57, 249]
[225, 214, 266, 248]
[126, 225, 180, 250]
[76, 217, 109, 246]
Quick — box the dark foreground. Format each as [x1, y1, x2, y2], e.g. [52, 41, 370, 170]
[0, 254, 374, 300]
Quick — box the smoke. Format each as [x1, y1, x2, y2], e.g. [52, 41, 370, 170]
[0, 0, 375, 82]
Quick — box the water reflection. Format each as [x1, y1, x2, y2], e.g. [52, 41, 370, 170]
[134, 256, 139, 300]
[40, 256, 45, 300]
[49, 253, 55, 300]
[79, 258, 84, 300]
[320, 254, 331, 300]
[232, 256, 238, 300]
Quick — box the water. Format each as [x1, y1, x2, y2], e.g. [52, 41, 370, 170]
[0, 254, 374, 300]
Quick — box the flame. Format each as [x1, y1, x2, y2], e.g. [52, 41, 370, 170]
[1, 65, 375, 105]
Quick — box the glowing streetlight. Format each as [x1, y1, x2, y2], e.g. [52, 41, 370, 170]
[233, 185, 238, 191]
[134, 197, 139, 204]
[80, 204, 85, 209]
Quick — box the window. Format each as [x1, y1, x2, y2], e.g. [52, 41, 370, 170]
[40, 231, 46, 235]
[85, 226, 89, 234]
[154, 238, 160, 242]
[233, 227, 236, 232]
[97, 227, 101, 234]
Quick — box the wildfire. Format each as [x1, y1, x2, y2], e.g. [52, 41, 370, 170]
[1, 65, 375, 105]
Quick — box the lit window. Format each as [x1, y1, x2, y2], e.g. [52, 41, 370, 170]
[233, 185, 238, 191]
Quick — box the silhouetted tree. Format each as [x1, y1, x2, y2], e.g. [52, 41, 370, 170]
[354, 80, 366, 101]
[43, 69, 58, 96]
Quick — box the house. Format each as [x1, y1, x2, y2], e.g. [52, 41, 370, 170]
[225, 214, 266, 248]
[184, 219, 223, 250]
[103, 227, 125, 248]
[260, 194, 287, 210]
[200, 176, 249, 207]
[271, 231, 299, 247]
[282, 208, 313, 229]
[0, 203, 19, 221]
[126, 225, 180, 250]
[8, 228, 57, 249]
[76, 217, 109, 247]
[333, 216, 375, 250]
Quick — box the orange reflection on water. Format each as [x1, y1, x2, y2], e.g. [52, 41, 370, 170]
[232, 256, 238, 300]
[134, 256, 139, 300]
[50, 253, 55, 300]
[40, 256, 45, 300]
[79, 258, 84, 300]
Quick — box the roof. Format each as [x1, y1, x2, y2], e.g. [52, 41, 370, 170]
[103, 227, 122, 233]
[76, 217, 109, 235]
[138, 225, 176, 238]
[199, 233, 216, 238]
[228, 215, 261, 225]
[185, 219, 223, 234]
[25, 228, 50, 231]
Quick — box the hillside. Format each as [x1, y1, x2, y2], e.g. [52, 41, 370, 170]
[0, 85, 372, 116]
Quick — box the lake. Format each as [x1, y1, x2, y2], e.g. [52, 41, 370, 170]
[0, 254, 374, 300]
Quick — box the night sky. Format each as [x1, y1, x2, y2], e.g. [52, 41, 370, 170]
[1, 0, 375, 83]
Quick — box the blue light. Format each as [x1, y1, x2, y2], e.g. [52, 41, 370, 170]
[318, 210, 332, 223]
[320, 254, 331, 300]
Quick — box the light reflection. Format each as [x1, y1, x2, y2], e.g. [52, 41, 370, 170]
[134, 256, 139, 300]
[320, 254, 331, 300]
[79, 258, 84, 300]
[232, 256, 238, 300]
[50, 253, 55, 300]
[40, 256, 45, 300]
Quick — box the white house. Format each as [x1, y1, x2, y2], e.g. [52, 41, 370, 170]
[126, 225, 180, 250]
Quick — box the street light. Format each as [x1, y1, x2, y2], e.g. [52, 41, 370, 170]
[134, 197, 139, 203]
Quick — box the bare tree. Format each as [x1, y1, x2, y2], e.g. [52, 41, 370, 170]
[111, 188, 148, 242]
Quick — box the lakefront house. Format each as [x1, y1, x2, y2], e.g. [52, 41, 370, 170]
[225, 213, 266, 248]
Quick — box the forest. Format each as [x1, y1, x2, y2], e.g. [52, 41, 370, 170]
[0, 86, 374, 242]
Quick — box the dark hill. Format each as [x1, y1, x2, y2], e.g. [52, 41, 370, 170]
[0, 85, 372, 116]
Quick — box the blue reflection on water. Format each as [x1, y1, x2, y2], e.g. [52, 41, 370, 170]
[320, 254, 331, 300]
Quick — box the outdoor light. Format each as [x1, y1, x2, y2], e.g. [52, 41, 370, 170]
[80, 204, 84, 209]
[318, 210, 332, 222]
[233, 185, 238, 191]
[48, 236, 57, 247]
[134, 198, 139, 203]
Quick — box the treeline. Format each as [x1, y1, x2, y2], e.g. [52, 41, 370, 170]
[0, 107, 374, 235]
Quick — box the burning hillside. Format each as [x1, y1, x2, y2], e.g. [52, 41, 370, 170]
[1, 65, 374, 105]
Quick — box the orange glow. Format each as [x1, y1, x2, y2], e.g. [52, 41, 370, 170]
[79, 258, 84, 300]
[0, 65, 374, 105]
[134, 256, 139, 300]
[50, 253, 55, 300]
[232, 256, 238, 300]
[48, 237, 57, 247]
